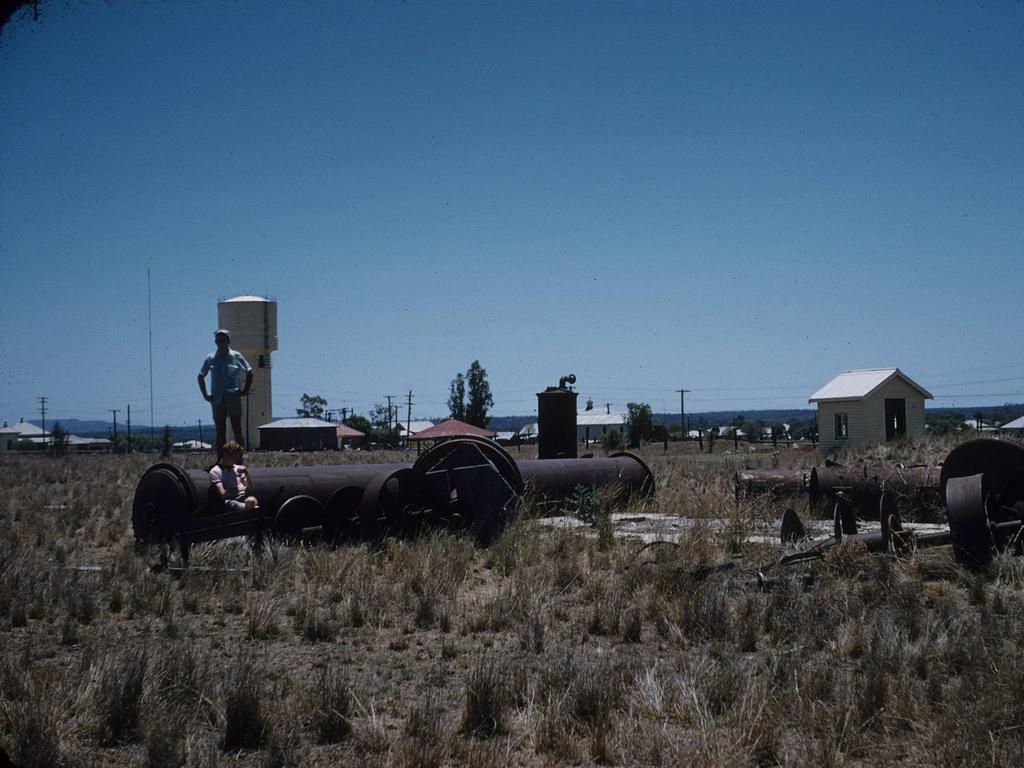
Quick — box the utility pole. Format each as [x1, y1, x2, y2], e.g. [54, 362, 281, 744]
[198, 419, 203, 447]
[147, 266, 154, 438]
[406, 391, 413, 448]
[110, 409, 119, 451]
[677, 389, 691, 440]
[38, 396, 48, 445]
[126, 404, 132, 453]
[341, 407, 349, 423]
[385, 395, 395, 431]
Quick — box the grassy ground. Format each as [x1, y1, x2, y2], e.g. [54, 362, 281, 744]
[2, 436, 1024, 767]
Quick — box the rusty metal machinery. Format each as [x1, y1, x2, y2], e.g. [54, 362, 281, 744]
[734, 469, 809, 501]
[132, 462, 409, 555]
[133, 438, 656, 557]
[776, 438, 1024, 571]
[807, 464, 941, 518]
[536, 374, 578, 459]
[518, 452, 655, 504]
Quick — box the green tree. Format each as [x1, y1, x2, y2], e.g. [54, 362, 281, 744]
[50, 421, 67, 456]
[297, 393, 328, 419]
[789, 420, 810, 440]
[370, 402, 393, 430]
[926, 411, 965, 436]
[366, 403, 399, 446]
[344, 414, 371, 438]
[448, 373, 466, 421]
[742, 420, 763, 442]
[465, 360, 494, 428]
[602, 428, 624, 451]
[626, 402, 654, 448]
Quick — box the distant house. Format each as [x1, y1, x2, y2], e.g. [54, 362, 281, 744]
[1000, 415, 1024, 434]
[258, 417, 339, 451]
[0, 419, 111, 453]
[517, 423, 539, 443]
[577, 408, 626, 446]
[809, 368, 932, 450]
[0, 422, 21, 452]
[336, 423, 365, 447]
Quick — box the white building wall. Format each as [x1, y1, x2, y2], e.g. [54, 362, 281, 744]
[816, 400, 867, 451]
[862, 379, 927, 443]
[816, 379, 926, 450]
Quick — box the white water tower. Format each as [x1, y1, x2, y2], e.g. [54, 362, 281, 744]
[217, 295, 278, 448]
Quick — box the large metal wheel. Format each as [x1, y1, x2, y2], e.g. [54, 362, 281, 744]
[273, 495, 325, 542]
[879, 492, 908, 554]
[414, 436, 523, 495]
[941, 438, 1024, 503]
[324, 485, 365, 541]
[414, 437, 524, 543]
[132, 463, 195, 545]
[359, 468, 449, 540]
[946, 473, 996, 569]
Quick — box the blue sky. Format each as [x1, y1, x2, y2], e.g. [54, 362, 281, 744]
[2, 1, 1022, 428]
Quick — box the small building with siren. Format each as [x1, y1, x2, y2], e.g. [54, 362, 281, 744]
[809, 368, 932, 451]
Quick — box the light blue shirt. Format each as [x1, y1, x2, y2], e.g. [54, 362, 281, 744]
[199, 349, 252, 404]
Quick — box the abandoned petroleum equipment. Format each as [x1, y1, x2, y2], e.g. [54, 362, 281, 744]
[132, 436, 655, 560]
[537, 374, 578, 459]
[778, 438, 1024, 571]
[217, 295, 277, 448]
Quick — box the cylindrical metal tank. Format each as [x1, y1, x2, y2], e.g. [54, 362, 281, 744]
[132, 461, 410, 546]
[537, 375, 578, 459]
[518, 452, 655, 502]
[734, 469, 809, 501]
[217, 295, 278, 448]
[808, 464, 941, 518]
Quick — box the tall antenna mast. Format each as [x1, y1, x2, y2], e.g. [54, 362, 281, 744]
[148, 267, 154, 437]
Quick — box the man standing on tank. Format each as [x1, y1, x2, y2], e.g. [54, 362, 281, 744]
[198, 329, 254, 454]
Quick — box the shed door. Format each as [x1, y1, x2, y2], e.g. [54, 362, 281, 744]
[885, 398, 907, 440]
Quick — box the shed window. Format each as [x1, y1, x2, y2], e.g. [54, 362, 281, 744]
[834, 413, 849, 440]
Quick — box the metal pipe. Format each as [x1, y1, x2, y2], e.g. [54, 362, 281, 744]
[134, 440, 659, 556]
[734, 469, 809, 501]
[808, 465, 940, 517]
[517, 452, 655, 502]
[132, 462, 409, 546]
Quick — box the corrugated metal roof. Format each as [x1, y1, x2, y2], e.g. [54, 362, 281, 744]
[577, 411, 625, 427]
[809, 368, 933, 402]
[3, 421, 46, 436]
[397, 421, 435, 434]
[1001, 415, 1024, 430]
[335, 424, 365, 438]
[409, 418, 497, 440]
[258, 417, 338, 429]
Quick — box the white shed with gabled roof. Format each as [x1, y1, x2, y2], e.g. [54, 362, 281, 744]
[809, 368, 932, 450]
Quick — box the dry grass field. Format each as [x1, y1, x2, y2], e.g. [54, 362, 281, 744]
[3, 435, 1024, 767]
